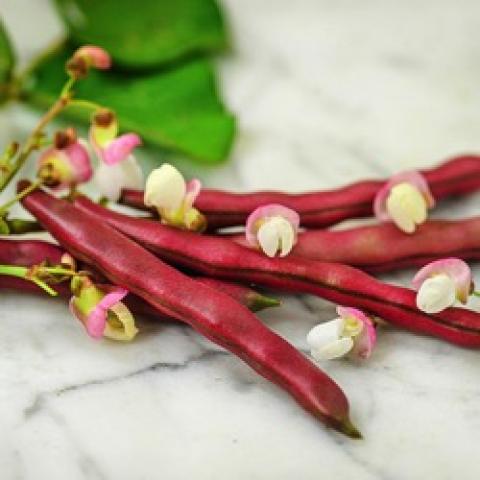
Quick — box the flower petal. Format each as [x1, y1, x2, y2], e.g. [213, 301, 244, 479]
[101, 133, 142, 165]
[385, 183, 428, 233]
[89, 118, 118, 152]
[37, 148, 74, 188]
[184, 178, 202, 210]
[412, 258, 472, 304]
[94, 155, 143, 202]
[307, 318, 344, 349]
[336, 306, 376, 360]
[311, 337, 355, 361]
[64, 140, 93, 183]
[416, 273, 457, 313]
[351, 321, 376, 359]
[69, 297, 105, 339]
[76, 45, 111, 69]
[103, 301, 138, 341]
[144, 163, 186, 212]
[246, 204, 300, 251]
[257, 220, 280, 257]
[374, 170, 435, 222]
[277, 217, 295, 257]
[336, 306, 365, 336]
[96, 286, 128, 310]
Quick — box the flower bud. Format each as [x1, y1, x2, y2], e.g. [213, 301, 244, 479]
[66, 45, 111, 79]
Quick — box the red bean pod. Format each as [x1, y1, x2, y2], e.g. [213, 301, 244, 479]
[0, 238, 64, 265]
[75, 196, 480, 348]
[120, 155, 480, 228]
[0, 239, 279, 313]
[21, 185, 359, 438]
[231, 217, 480, 273]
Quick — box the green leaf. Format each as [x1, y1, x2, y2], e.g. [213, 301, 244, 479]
[0, 20, 15, 103]
[53, 0, 228, 69]
[23, 46, 235, 163]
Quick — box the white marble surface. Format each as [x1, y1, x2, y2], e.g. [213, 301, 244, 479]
[2, 0, 480, 478]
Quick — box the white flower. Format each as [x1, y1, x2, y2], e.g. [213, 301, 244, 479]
[412, 258, 473, 313]
[245, 204, 300, 257]
[257, 216, 295, 257]
[306, 307, 376, 361]
[144, 163, 186, 212]
[94, 155, 143, 202]
[416, 274, 456, 314]
[143, 163, 204, 231]
[373, 171, 435, 234]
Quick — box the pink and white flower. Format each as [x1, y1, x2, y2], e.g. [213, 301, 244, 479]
[144, 163, 205, 231]
[374, 171, 435, 234]
[69, 276, 138, 341]
[246, 204, 300, 257]
[37, 129, 92, 189]
[90, 110, 143, 201]
[307, 306, 376, 361]
[412, 258, 473, 313]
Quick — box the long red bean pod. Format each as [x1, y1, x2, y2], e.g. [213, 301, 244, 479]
[21, 185, 359, 438]
[120, 155, 480, 228]
[231, 216, 480, 273]
[75, 196, 480, 348]
[0, 239, 279, 313]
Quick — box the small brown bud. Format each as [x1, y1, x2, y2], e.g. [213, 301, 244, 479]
[66, 56, 88, 79]
[54, 128, 77, 149]
[93, 109, 115, 127]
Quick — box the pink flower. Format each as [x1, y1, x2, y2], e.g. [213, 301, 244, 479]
[412, 258, 473, 313]
[90, 110, 143, 201]
[90, 110, 142, 165]
[246, 204, 300, 257]
[69, 276, 138, 341]
[37, 129, 92, 189]
[374, 171, 435, 233]
[307, 306, 376, 361]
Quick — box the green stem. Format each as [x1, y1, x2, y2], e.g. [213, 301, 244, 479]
[4, 218, 42, 234]
[0, 264, 73, 296]
[0, 180, 42, 215]
[60, 76, 75, 98]
[0, 264, 28, 278]
[69, 99, 103, 111]
[42, 266, 76, 276]
[0, 74, 76, 193]
[30, 278, 58, 296]
[0, 265, 58, 296]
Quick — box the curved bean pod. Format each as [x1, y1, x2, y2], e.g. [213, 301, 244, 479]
[120, 155, 480, 228]
[75, 196, 480, 348]
[21, 185, 359, 438]
[231, 216, 480, 273]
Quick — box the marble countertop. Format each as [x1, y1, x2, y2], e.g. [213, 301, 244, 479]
[2, 0, 480, 478]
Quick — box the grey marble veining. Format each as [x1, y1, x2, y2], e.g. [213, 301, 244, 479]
[2, 0, 480, 478]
